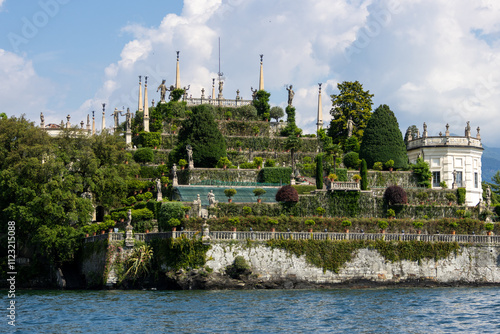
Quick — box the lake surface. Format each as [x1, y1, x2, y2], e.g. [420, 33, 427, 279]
[8, 287, 500, 333]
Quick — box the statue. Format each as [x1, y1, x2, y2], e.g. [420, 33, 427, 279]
[111, 108, 124, 129]
[172, 163, 177, 174]
[157, 79, 167, 102]
[286, 85, 295, 106]
[465, 121, 471, 137]
[125, 108, 131, 130]
[218, 81, 224, 95]
[347, 117, 354, 138]
[127, 209, 132, 226]
[156, 178, 161, 193]
[186, 145, 193, 163]
[486, 186, 492, 206]
[40, 112, 44, 123]
[251, 87, 257, 100]
[183, 85, 190, 100]
[207, 190, 217, 207]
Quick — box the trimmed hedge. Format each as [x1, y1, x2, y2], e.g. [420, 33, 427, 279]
[258, 167, 293, 184]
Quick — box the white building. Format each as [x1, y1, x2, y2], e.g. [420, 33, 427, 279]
[406, 122, 483, 206]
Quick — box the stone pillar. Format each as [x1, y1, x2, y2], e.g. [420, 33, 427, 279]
[86, 114, 90, 134]
[259, 54, 264, 91]
[211, 78, 215, 105]
[92, 111, 96, 135]
[66, 114, 71, 129]
[316, 83, 323, 133]
[101, 103, 106, 132]
[125, 209, 134, 247]
[175, 51, 181, 89]
[144, 76, 149, 132]
[138, 76, 143, 112]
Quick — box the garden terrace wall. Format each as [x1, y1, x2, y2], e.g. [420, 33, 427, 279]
[347, 170, 419, 188]
[180, 168, 260, 185]
[225, 136, 319, 153]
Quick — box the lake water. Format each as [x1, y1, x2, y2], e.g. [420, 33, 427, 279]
[8, 287, 500, 333]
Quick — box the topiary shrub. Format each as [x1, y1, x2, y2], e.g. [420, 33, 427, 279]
[275, 185, 299, 203]
[457, 188, 466, 205]
[360, 159, 368, 190]
[386, 209, 396, 218]
[383, 185, 408, 205]
[343, 151, 360, 169]
[445, 193, 457, 203]
[224, 188, 237, 200]
[132, 208, 154, 221]
[341, 220, 352, 228]
[134, 148, 154, 163]
[378, 220, 389, 230]
[304, 219, 315, 226]
[242, 206, 252, 216]
[373, 162, 383, 171]
[315, 154, 323, 190]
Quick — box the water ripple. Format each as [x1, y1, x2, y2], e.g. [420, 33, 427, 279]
[9, 287, 500, 333]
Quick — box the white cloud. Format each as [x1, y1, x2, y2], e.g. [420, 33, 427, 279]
[0, 0, 5, 10]
[79, 0, 500, 145]
[0, 49, 55, 122]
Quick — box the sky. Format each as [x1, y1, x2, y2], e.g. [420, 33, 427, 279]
[1, 0, 500, 147]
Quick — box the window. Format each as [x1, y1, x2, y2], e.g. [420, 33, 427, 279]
[475, 172, 478, 188]
[432, 171, 441, 187]
[456, 171, 463, 187]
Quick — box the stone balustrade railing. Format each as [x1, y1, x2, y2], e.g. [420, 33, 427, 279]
[85, 231, 499, 245]
[407, 136, 482, 149]
[185, 97, 252, 108]
[329, 182, 360, 191]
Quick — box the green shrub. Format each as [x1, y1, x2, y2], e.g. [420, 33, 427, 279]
[413, 221, 424, 229]
[373, 162, 383, 171]
[217, 157, 232, 168]
[416, 192, 429, 202]
[343, 152, 360, 169]
[132, 208, 154, 221]
[341, 220, 352, 227]
[445, 193, 457, 203]
[240, 162, 256, 169]
[316, 207, 326, 216]
[360, 159, 368, 190]
[315, 155, 323, 189]
[264, 159, 276, 167]
[125, 196, 136, 206]
[411, 158, 432, 188]
[457, 188, 466, 205]
[304, 219, 315, 226]
[378, 220, 389, 230]
[224, 188, 237, 198]
[258, 167, 293, 184]
[387, 209, 396, 218]
[268, 219, 279, 225]
[440, 181, 447, 188]
[136, 194, 145, 201]
[253, 188, 266, 198]
[253, 157, 263, 168]
[167, 218, 181, 228]
[178, 159, 187, 168]
[134, 148, 154, 163]
[158, 202, 184, 231]
[485, 223, 494, 231]
[144, 191, 153, 200]
[336, 168, 348, 182]
[226, 256, 251, 279]
[242, 206, 252, 216]
[138, 131, 161, 148]
[228, 217, 240, 226]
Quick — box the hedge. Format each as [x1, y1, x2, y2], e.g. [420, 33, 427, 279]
[258, 167, 293, 184]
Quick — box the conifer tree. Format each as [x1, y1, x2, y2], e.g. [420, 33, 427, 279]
[360, 159, 368, 190]
[359, 104, 408, 170]
[315, 154, 323, 189]
[169, 104, 226, 168]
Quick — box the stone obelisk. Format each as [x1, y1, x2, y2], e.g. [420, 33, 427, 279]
[175, 51, 181, 89]
[138, 76, 143, 112]
[317, 83, 323, 133]
[101, 103, 106, 132]
[259, 54, 264, 91]
[144, 76, 149, 132]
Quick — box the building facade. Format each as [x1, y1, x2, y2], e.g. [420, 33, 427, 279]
[406, 123, 483, 206]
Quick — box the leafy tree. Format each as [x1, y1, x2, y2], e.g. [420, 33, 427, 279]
[404, 125, 419, 145]
[252, 90, 271, 118]
[269, 106, 284, 122]
[384, 185, 408, 205]
[169, 104, 227, 168]
[344, 136, 360, 153]
[275, 185, 299, 202]
[236, 105, 258, 120]
[359, 104, 408, 169]
[411, 157, 432, 188]
[134, 147, 154, 163]
[487, 171, 500, 200]
[343, 151, 360, 169]
[328, 81, 374, 147]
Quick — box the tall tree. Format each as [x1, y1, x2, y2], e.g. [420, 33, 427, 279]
[327, 81, 373, 147]
[252, 90, 270, 119]
[169, 104, 226, 168]
[359, 104, 408, 170]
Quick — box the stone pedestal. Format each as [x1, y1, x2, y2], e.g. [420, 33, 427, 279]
[126, 130, 132, 147]
[202, 222, 211, 243]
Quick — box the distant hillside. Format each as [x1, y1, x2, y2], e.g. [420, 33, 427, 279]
[482, 146, 500, 183]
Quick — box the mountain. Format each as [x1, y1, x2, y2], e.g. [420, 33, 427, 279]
[482, 146, 500, 183]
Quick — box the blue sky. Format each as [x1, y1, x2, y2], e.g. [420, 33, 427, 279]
[1, 0, 500, 147]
